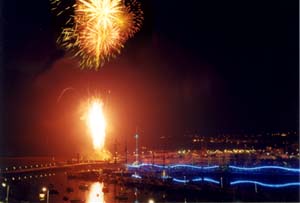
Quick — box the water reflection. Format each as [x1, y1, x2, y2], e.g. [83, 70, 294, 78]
[88, 182, 105, 203]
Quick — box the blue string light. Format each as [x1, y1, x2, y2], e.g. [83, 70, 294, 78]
[172, 177, 219, 184]
[173, 178, 189, 183]
[191, 177, 202, 182]
[203, 177, 220, 184]
[169, 164, 219, 170]
[127, 163, 300, 176]
[230, 180, 300, 188]
[127, 163, 219, 170]
[127, 163, 165, 168]
[131, 174, 142, 179]
[229, 165, 300, 172]
[128, 166, 300, 188]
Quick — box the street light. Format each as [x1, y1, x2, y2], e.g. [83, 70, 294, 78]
[41, 187, 49, 203]
[2, 182, 10, 202]
[148, 198, 155, 203]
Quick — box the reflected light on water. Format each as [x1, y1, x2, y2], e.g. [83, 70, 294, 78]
[88, 182, 105, 203]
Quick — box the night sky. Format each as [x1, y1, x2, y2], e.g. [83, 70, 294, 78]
[1, 0, 299, 156]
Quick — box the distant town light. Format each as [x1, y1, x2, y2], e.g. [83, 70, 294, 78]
[2, 182, 6, 187]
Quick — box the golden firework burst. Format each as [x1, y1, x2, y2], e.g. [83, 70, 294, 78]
[52, 0, 143, 69]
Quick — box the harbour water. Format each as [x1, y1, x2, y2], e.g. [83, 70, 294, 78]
[1, 167, 299, 202]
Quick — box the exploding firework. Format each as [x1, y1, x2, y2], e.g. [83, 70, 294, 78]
[51, 0, 143, 69]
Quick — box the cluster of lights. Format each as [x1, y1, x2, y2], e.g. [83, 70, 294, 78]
[9, 173, 55, 181]
[177, 149, 191, 154]
[2, 163, 57, 172]
[271, 132, 297, 137]
[205, 149, 256, 155]
[192, 138, 203, 143]
[224, 149, 255, 154]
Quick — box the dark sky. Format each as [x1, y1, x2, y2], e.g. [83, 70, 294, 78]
[1, 0, 299, 156]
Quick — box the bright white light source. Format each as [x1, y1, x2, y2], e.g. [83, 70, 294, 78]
[148, 199, 155, 203]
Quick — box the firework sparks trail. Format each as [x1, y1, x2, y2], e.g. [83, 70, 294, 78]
[51, 0, 143, 69]
[56, 87, 76, 103]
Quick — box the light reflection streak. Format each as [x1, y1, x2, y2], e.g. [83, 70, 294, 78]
[88, 182, 105, 203]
